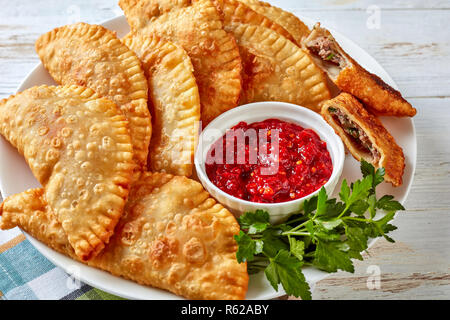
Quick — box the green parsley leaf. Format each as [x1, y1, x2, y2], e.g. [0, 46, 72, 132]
[235, 160, 404, 301]
[374, 167, 386, 188]
[316, 218, 343, 230]
[377, 195, 405, 212]
[345, 225, 369, 253]
[234, 231, 257, 263]
[374, 212, 398, 242]
[349, 199, 370, 216]
[248, 223, 269, 235]
[361, 160, 385, 191]
[304, 220, 315, 239]
[261, 229, 289, 258]
[238, 210, 270, 234]
[368, 194, 377, 219]
[339, 179, 350, 203]
[314, 226, 342, 242]
[315, 187, 328, 217]
[314, 240, 355, 273]
[265, 250, 311, 300]
[264, 261, 280, 290]
[303, 196, 318, 216]
[323, 199, 346, 218]
[348, 175, 373, 205]
[289, 237, 305, 261]
[361, 159, 375, 179]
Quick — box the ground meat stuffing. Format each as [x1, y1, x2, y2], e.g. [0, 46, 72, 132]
[329, 107, 381, 163]
[307, 36, 342, 66]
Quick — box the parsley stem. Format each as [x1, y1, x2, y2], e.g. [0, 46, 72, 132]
[281, 231, 310, 236]
[286, 220, 310, 233]
[337, 205, 350, 219]
[342, 216, 368, 223]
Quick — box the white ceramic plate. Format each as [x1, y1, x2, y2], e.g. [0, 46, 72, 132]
[0, 15, 416, 300]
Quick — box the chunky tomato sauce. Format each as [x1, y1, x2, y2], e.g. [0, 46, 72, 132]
[205, 119, 333, 203]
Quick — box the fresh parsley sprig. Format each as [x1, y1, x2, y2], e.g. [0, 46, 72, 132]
[234, 160, 405, 300]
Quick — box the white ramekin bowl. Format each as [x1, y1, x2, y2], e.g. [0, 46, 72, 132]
[194, 102, 345, 223]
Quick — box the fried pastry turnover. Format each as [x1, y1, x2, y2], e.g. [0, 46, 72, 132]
[303, 23, 417, 117]
[123, 34, 200, 177]
[238, 0, 310, 45]
[215, 0, 296, 43]
[223, 22, 331, 111]
[321, 93, 405, 186]
[0, 85, 134, 259]
[119, 0, 242, 125]
[35, 23, 151, 169]
[0, 172, 249, 300]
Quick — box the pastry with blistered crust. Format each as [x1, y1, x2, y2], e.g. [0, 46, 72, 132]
[303, 23, 416, 117]
[120, 0, 242, 125]
[214, 0, 295, 43]
[321, 93, 405, 186]
[35, 23, 151, 169]
[118, 0, 191, 30]
[0, 85, 134, 260]
[0, 172, 249, 300]
[225, 22, 331, 111]
[238, 0, 310, 45]
[123, 34, 200, 177]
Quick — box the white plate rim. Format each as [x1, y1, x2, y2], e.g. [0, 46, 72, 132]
[0, 14, 417, 300]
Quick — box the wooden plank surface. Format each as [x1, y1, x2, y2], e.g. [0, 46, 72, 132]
[1, 1, 449, 99]
[0, 0, 449, 300]
[312, 97, 450, 299]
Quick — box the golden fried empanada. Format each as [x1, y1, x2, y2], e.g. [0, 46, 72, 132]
[120, 0, 242, 125]
[0, 172, 248, 300]
[321, 93, 405, 186]
[123, 34, 200, 177]
[225, 22, 331, 111]
[303, 23, 416, 117]
[35, 23, 151, 168]
[118, 0, 191, 30]
[0, 85, 134, 259]
[215, 0, 295, 43]
[238, 0, 310, 45]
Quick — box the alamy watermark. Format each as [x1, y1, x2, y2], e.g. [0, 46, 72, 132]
[366, 5, 381, 30]
[66, 264, 81, 290]
[366, 265, 381, 290]
[198, 125, 281, 176]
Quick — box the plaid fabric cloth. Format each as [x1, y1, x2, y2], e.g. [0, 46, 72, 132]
[0, 226, 123, 300]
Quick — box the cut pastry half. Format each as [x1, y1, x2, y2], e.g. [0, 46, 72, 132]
[303, 23, 416, 117]
[321, 93, 405, 186]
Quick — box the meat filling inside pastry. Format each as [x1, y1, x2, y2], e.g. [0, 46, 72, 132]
[303, 23, 417, 117]
[328, 106, 381, 165]
[321, 93, 405, 187]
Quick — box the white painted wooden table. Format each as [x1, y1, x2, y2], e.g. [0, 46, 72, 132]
[0, 0, 449, 299]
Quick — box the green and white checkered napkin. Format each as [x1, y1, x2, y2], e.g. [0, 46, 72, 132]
[0, 227, 123, 300]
